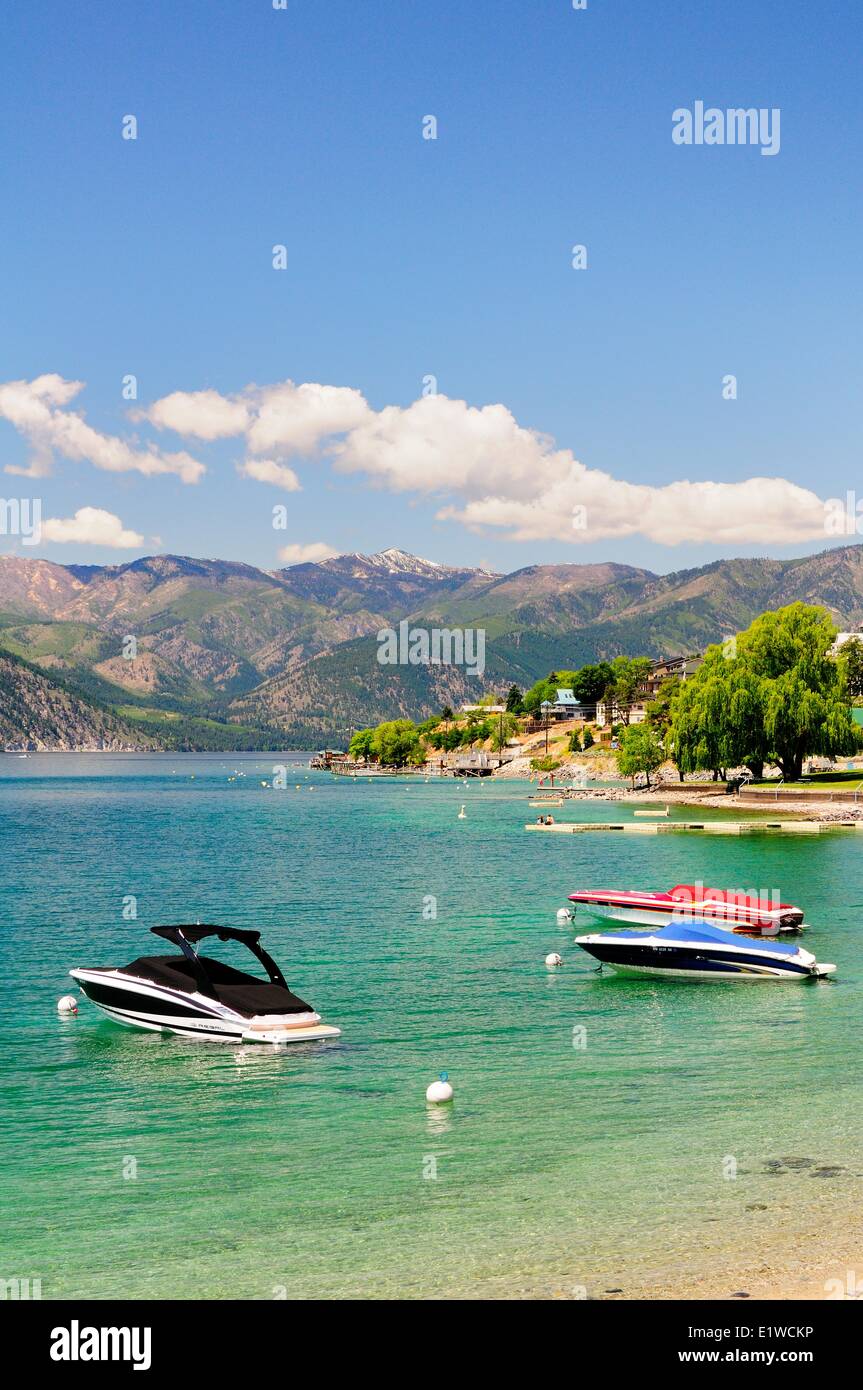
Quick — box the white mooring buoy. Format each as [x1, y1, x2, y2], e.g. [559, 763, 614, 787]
[57, 995, 78, 1015]
[545, 952, 563, 968]
[426, 1071, 454, 1104]
[457, 805, 466, 819]
[556, 907, 573, 925]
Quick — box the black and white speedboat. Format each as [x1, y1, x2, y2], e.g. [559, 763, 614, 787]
[70, 925, 341, 1044]
[574, 920, 835, 982]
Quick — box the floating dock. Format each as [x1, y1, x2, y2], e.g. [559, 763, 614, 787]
[525, 820, 862, 836]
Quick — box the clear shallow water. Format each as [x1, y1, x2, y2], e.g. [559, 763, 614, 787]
[1, 753, 861, 1300]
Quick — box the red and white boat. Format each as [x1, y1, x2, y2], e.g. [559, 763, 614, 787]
[566, 884, 805, 936]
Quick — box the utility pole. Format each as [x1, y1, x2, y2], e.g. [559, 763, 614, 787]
[541, 700, 552, 756]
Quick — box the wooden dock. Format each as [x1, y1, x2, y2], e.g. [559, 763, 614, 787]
[525, 819, 863, 836]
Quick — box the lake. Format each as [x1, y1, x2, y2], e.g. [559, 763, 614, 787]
[1, 753, 860, 1299]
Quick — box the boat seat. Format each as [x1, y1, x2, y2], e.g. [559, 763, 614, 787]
[123, 954, 312, 1015]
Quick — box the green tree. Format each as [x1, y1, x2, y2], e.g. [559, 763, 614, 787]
[567, 728, 581, 753]
[505, 684, 524, 713]
[616, 722, 665, 787]
[648, 675, 693, 780]
[581, 726, 594, 749]
[571, 662, 614, 706]
[668, 652, 740, 780]
[644, 676, 677, 739]
[371, 719, 423, 767]
[521, 678, 555, 716]
[530, 755, 561, 773]
[430, 726, 463, 753]
[464, 710, 481, 747]
[839, 637, 863, 700]
[670, 604, 859, 782]
[741, 605, 858, 780]
[349, 728, 376, 761]
[607, 656, 652, 724]
[491, 713, 518, 752]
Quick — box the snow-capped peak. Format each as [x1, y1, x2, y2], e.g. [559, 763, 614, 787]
[366, 547, 446, 575]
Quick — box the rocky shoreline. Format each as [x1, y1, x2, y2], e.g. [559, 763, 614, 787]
[494, 754, 863, 823]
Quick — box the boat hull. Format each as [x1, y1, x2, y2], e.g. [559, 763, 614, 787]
[575, 934, 834, 982]
[69, 969, 341, 1044]
[569, 894, 802, 935]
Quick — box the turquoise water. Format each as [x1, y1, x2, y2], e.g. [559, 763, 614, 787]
[2, 754, 861, 1299]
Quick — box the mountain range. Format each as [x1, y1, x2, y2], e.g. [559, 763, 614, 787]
[2, 543, 863, 748]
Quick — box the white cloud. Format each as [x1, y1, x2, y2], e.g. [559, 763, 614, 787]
[40, 507, 144, 548]
[277, 541, 339, 564]
[331, 394, 828, 545]
[0, 374, 204, 483]
[332, 396, 552, 501]
[142, 388, 250, 440]
[52, 372, 835, 546]
[245, 381, 368, 456]
[237, 457, 301, 491]
[143, 382, 368, 485]
[439, 469, 829, 545]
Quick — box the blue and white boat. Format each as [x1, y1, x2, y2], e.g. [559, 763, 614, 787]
[574, 920, 835, 982]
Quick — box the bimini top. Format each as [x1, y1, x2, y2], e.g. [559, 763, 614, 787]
[136, 924, 307, 1009]
[151, 924, 262, 947]
[612, 921, 803, 957]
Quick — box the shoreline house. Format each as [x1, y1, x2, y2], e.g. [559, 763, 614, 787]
[551, 687, 592, 720]
[640, 654, 703, 699]
[595, 695, 647, 728]
[595, 653, 704, 728]
[526, 688, 593, 726]
[830, 628, 863, 657]
[532, 688, 595, 722]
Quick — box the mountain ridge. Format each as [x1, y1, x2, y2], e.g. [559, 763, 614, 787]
[2, 543, 863, 745]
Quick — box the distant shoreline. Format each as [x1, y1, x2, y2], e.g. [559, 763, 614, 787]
[0, 747, 317, 756]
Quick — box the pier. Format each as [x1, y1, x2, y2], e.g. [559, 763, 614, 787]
[525, 819, 863, 836]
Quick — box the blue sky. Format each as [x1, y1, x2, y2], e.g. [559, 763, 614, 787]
[1, 0, 861, 574]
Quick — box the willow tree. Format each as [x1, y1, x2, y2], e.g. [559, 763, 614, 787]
[670, 604, 859, 782]
[740, 605, 859, 780]
[668, 648, 744, 779]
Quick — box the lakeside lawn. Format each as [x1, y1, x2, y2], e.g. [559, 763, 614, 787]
[748, 770, 863, 792]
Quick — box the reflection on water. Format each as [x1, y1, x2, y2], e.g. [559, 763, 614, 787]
[425, 1104, 454, 1139]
